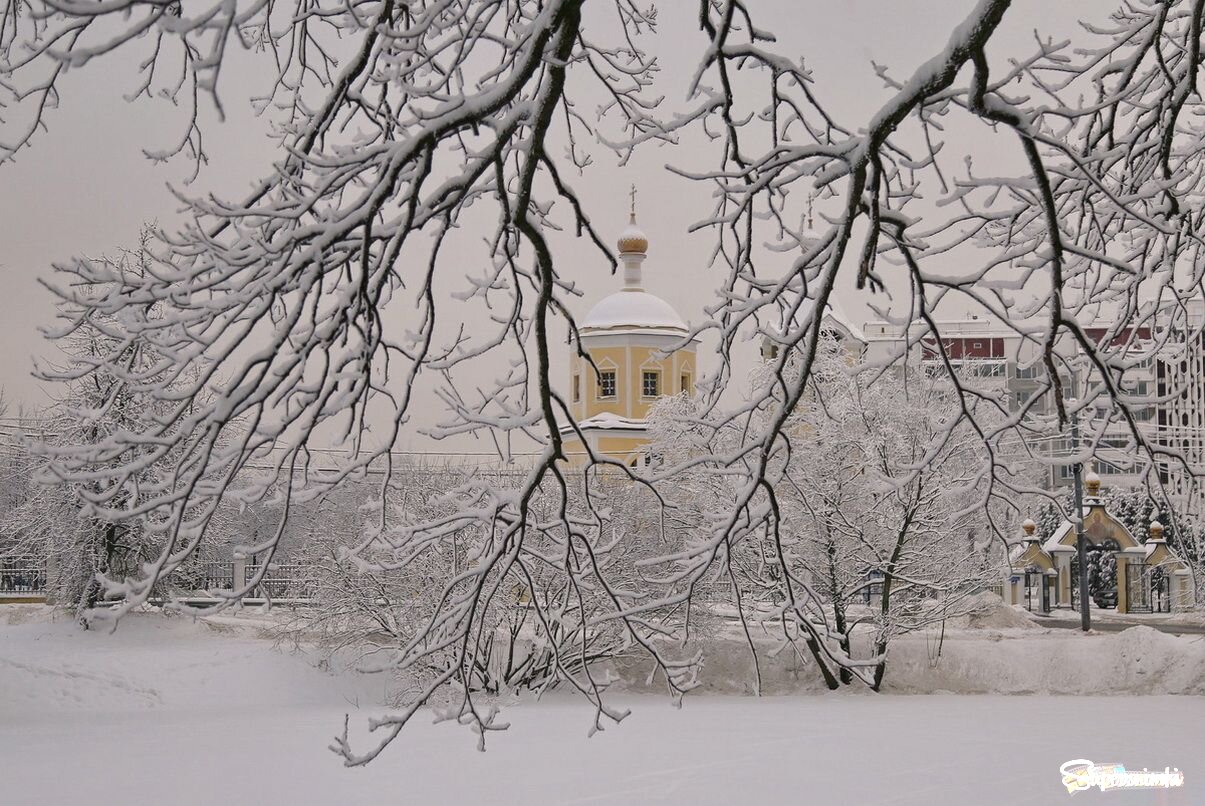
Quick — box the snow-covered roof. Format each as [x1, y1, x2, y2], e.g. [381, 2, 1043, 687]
[1043, 517, 1082, 553]
[581, 290, 687, 333]
[769, 297, 865, 344]
[818, 303, 865, 344]
[559, 412, 649, 433]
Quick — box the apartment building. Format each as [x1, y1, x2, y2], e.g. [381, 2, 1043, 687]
[859, 314, 1162, 496]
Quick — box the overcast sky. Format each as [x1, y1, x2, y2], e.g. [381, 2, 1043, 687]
[0, 0, 1099, 437]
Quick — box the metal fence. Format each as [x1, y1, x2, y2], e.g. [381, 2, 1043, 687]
[0, 555, 317, 604]
[1, 557, 46, 594]
[244, 563, 315, 600]
[190, 560, 316, 600]
[198, 562, 234, 591]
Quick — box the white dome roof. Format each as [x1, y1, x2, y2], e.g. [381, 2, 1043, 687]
[581, 290, 687, 332]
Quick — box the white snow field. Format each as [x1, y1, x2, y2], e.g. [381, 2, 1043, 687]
[1, 606, 1201, 806]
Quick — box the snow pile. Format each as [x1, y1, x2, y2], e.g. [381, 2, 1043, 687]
[884, 625, 1205, 695]
[610, 620, 1205, 696]
[959, 591, 1040, 630]
[1106, 625, 1204, 694]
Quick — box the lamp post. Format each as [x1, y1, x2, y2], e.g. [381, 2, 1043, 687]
[1069, 399, 1091, 632]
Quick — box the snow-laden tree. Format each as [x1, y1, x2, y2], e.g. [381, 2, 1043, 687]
[6, 0, 1205, 758]
[647, 342, 998, 690]
[786, 356, 999, 690]
[2, 234, 234, 618]
[288, 454, 704, 711]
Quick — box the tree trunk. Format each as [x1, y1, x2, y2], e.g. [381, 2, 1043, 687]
[871, 506, 916, 691]
[76, 521, 118, 628]
[826, 537, 853, 685]
[802, 633, 841, 690]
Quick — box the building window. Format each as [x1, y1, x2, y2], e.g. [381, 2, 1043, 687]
[599, 370, 616, 399]
[681, 373, 691, 394]
[642, 370, 660, 398]
[572, 374, 580, 403]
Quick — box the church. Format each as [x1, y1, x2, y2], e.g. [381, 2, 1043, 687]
[560, 204, 698, 466]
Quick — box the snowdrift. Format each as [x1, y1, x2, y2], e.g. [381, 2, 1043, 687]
[609, 596, 1204, 696]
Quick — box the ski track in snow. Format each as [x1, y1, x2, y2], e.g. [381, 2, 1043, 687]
[0, 655, 163, 709]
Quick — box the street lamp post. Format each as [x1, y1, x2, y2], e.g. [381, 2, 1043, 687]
[1069, 400, 1091, 632]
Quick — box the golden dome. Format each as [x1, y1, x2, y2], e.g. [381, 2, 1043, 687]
[617, 214, 648, 255]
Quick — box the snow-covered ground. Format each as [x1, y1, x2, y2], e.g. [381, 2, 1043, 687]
[1, 606, 1201, 805]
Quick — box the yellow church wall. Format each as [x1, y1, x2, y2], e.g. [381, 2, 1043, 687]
[628, 345, 695, 420]
[598, 435, 649, 462]
[570, 342, 696, 422]
[570, 347, 630, 420]
[562, 433, 585, 460]
[558, 432, 651, 467]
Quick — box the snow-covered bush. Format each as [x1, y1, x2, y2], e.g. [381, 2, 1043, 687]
[279, 459, 688, 702]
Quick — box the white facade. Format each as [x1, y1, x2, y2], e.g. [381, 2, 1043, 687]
[861, 315, 1163, 496]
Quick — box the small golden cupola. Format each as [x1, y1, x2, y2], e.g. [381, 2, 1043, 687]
[617, 204, 649, 258]
[1085, 469, 1102, 499]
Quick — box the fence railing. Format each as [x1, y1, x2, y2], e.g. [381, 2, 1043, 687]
[244, 562, 315, 599]
[1, 558, 46, 594]
[188, 559, 315, 601]
[198, 561, 234, 591]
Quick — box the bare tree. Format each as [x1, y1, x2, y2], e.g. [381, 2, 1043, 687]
[4, 0, 1205, 761]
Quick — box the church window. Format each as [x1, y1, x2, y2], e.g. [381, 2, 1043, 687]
[599, 370, 616, 399]
[572, 374, 580, 402]
[642, 370, 660, 398]
[681, 373, 691, 394]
